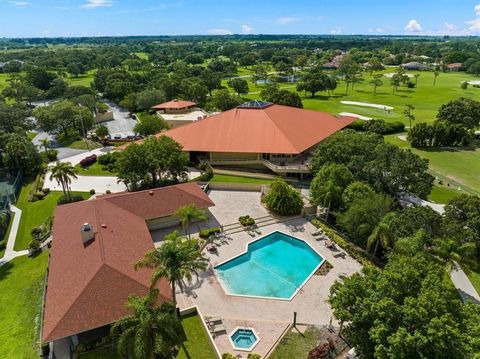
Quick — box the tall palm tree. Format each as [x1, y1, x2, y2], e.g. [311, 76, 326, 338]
[174, 204, 207, 241]
[39, 138, 50, 152]
[367, 213, 394, 258]
[111, 289, 182, 359]
[429, 237, 476, 272]
[49, 161, 77, 201]
[433, 70, 440, 86]
[317, 179, 343, 221]
[135, 231, 208, 308]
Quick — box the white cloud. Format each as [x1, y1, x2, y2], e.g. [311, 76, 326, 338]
[443, 22, 456, 31]
[276, 16, 302, 25]
[82, 0, 113, 9]
[10, 1, 29, 7]
[475, 4, 480, 15]
[206, 28, 233, 35]
[466, 18, 480, 33]
[368, 28, 384, 33]
[329, 27, 342, 35]
[404, 19, 423, 32]
[241, 24, 254, 34]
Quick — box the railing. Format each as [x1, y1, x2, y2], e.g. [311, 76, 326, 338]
[261, 159, 310, 173]
[208, 157, 310, 173]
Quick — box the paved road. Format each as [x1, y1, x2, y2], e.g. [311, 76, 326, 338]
[103, 101, 137, 137]
[450, 264, 480, 304]
[0, 205, 29, 267]
[31, 131, 89, 160]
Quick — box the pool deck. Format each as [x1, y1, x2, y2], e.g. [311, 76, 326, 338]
[174, 190, 362, 357]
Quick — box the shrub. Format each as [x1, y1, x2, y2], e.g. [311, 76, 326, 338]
[45, 149, 58, 161]
[199, 227, 221, 239]
[34, 191, 46, 200]
[28, 239, 41, 251]
[347, 120, 366, 131]
[196, 168, 213, 182]
[98, 152, 118, 165]
[307, 338, 335, 359]
[239, 215, 255, 227]
[222, 354, 236, 359]
[42, 188, 50, 194]
[89, 189, 96, 195]
[79, 154, 97, 168]
[348, 119, 405, 135]
[105, 190, 111, 194]
[57, 194, 85, 205]
[247, 354, 261, 359]
[263, 179, 304, 215]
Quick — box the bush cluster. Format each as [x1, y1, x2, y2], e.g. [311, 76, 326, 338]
[57, 194, 85, 205]
[348, 119, 405, 135]
[199, 227, 221, 239]
[238, 215, 255, 227]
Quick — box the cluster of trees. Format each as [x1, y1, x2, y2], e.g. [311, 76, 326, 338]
[263, 179, 304, 215]
[408, 98, 480, 147]
[260, 84, 303, 108]
[116, 136, 189, 191]
[296, 66, 337, 98]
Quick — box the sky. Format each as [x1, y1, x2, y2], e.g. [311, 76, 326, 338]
[1, 0, 480, 38]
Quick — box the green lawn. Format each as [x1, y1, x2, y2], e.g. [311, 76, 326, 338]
[467, 269, 480, 296]
[385, 135, 480, 194]
[270, 326, 336, 359]
[133, 52, 149, 60]
[79, 346, 121, 359]
[0, 252, 49, 358]
[0, 213, 15, 258]
[210, 174, 276, 184]
[176, 313, 216, 359]
[27, 132, 38, 141]
[66, 70, 96, 87]
[76, 162, 116, 177]
[428, 184, 463, 204]
[14, 181, 91, 251]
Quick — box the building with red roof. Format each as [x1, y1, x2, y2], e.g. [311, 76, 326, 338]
[151, 99, 209, 128]
[143, 101, 354, 178]
[447, 63, 463, 72]
[43, 182, 214, 355]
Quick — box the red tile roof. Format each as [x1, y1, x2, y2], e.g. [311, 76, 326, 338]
[152, 99, 196, 110]
[43, 183, 214, 342]
[156, 104, 354, 154]
[447, 62, 463, 68]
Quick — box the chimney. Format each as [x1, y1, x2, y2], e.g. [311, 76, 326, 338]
[80, 223, 94, 244]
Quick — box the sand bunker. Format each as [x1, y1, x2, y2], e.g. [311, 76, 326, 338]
[339, 112, 373, 121]
[384, 73, 414, 78]
[466, 80, 480, 85]
[341, 101, 394, 110]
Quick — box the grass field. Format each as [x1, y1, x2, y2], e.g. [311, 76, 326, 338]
[0, 252, 49, 358]
[428, 184, 463, 204]
[76, 162, 116, 176]
[467, 269, 480, 296]
[210, 174, 276, 184]
[385, 135, 480, 194]
[14, 181, 90, 251]
[66, 70, 96, 87]
[176, 313, 216, 359]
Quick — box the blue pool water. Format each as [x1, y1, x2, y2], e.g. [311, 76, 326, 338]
[215, 231, 323, 299]
[230, 328, 258, 349]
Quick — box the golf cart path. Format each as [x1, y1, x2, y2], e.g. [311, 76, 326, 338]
[0, 205, 29, 267]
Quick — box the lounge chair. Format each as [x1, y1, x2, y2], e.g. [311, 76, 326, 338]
[254, 227, 261, 235]
[311, 229, 324, 236]
[206, 245, 217, 253]
[334, 252, 346, 258]
[211, 325, 227, 334]
[205, 315, 222, 324]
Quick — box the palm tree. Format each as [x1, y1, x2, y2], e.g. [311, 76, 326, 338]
[49, 161, 77, 201]
[414, 73, 420, 86]
[174, 204, 207, 241]
[39, 138, 50, 152]
[370, 74, 383, 96]
[433, 70, 440, 86]
[403, 104, 416, 129]
[135, 231, 208, 308]
[429, 237, 476, 272]
[111, 289, 182, 359]
[318, 179, 343, 221]
[367, 213, 394, 258]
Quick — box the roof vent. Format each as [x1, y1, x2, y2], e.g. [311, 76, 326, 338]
[80, 223, 94, 244]
[149, 190, 154, 196]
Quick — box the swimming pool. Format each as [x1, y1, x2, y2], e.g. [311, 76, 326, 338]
[215, 231, 323, 300]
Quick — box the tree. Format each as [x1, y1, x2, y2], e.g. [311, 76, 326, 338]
[3, 133, 42, 177]
[133, 114, 168, 137]
[337, 56, 361, 94]
[369, 74, 383, 96]
[366, 212, 395, 257]
[49, 161, 78, 201]
[437, 97, 480, 129]
[251, 63, 269, 84]
[95, 124, 109, 142]
[174, 204, 208, 241]
[200, 69, 222, 96]
[389, 205, 442, 240]
[116, 136, 188, 190]
[329, 255, 480, 358]
[414, 73, 420, 86]
[310, 163, 354, 215]
[336, 193, 393, 246]
[227, 78, 249, 96]
[135, 89, 166, 112]
[296, 69, 331, 98]
[66, 63, 81, 78]
[403, 104, 415, 129]
[263, 179, 304, 215]
[461, 81, 468, 92]
[135, 231, 208, 307]
[433, 69, 440, 86]
[39, 138, 50, 152]
[207, 89, 243, 111]
[111, 289, 182, 359]
[365, 57, 384, 75]
[342, 181, 375, 209]
[260, 84, 303, 108]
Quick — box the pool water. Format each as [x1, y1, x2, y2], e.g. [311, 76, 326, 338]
[230, 328, 258, 350]
[215, 231, 323, 299]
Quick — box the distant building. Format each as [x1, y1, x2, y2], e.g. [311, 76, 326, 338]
[447, 63, 463, 72]
[152, 99, 209, 128]
[401, 61, 430, 71]
[322, 54, 344, 70]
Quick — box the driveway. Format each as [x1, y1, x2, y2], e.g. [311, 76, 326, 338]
[32, 131, 90, 160]
[103, 101, 137, 137]
[44, 172, 126, 194]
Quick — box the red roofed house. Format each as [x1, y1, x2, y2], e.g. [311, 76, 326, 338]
[146, 101, 354, 179]
[43, 182, 214, 357]
[152, 99, 209, 129]
[447, 63, 463, 72]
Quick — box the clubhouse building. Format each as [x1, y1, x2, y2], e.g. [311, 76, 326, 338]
[151, 101, 354, 178]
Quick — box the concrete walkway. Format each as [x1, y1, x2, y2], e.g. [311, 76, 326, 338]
[0, 205, 29, 267]
[450, 264, 480, 304]
[48, 147, 113, 166]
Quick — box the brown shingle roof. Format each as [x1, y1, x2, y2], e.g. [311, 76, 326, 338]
[43, 183, 214, 342]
